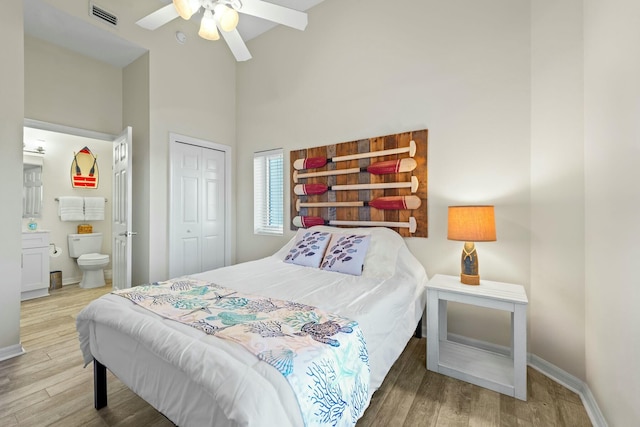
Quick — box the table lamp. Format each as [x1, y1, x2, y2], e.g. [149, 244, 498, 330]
[447, 205, 496, 285]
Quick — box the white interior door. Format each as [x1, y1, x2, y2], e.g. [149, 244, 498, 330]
[112, 127, 133, 289]
[201, 147, 225, 271]
[170, 140, 226, 277]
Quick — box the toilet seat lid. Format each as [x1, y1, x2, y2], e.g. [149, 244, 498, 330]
[78, 253, 109, 261]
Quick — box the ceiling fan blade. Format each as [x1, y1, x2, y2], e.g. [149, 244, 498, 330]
[219, 27, 252, 61]
[239, 0, 308, 31]
[136, 4, 179, 30]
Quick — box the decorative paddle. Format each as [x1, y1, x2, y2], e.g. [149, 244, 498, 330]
[294, 176, 419, 196]
[293, 216, 418, 233]
[293, 158, 417, 183]
[295, 195, 421, 212]
[89, 156, 97, 176]
[73, 152, 81, 175]
[294, 140, 416, 170]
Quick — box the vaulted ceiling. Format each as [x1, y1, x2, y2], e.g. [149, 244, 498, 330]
[23, 0, 325, 67]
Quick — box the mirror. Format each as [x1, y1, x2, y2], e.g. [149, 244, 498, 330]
[23, 154, 44, 218]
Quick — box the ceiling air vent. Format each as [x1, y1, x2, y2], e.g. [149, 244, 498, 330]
[89, 2, 118, 27]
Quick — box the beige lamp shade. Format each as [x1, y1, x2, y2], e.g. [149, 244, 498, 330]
[448, 205, 496, 285]
[448, 205, 496, 242]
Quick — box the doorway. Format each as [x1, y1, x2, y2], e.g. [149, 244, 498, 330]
[169, 133, 232, 277]
[23, 119, 117, 288]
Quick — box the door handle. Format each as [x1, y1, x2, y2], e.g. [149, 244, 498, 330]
[118, 231, 138, 237]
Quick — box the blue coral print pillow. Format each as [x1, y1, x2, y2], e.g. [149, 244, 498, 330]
[284, 229, 332, 268]
[320, 234, 371, 276]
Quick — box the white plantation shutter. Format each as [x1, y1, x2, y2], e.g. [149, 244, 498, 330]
[254, 148, 284, 235]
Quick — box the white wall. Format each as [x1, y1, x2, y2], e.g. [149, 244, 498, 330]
[23, 127, 113, 285]
[530, 0, 586, 380]
[237, 0, 532, 347]
[584, 0, 640, 424]
[0, 0, 24, 359]
[24, 36, 123, 135]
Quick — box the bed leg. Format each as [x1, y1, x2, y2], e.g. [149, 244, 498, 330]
[414, 316, 423, 339]
[94, 358, 108, 409]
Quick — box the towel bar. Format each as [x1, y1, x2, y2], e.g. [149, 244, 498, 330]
[55, 197, 108, 202]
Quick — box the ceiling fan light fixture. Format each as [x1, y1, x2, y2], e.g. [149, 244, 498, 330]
[173, 0, 196, 20]
[215, 3, 239, 32]
[199, 10, 220, 40]
[173, 0, 200, 21]
[136, 0, 306, 62]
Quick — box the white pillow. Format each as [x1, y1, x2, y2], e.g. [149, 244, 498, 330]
[279, 225, 402, 278]
[283, 229, 332, 268]
[310, 225, 405, 278]
[320, 234, 371, 276]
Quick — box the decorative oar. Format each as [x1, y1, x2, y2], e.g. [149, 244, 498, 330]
[294, 176, 419, 196]
[293, 158, 417, 183]
[73, 152, 81, 175]
[89, 156, 97, 176]
[293, 216, 417, 233]
[295, 195, 421, 212]
[294, 140, 417, 170]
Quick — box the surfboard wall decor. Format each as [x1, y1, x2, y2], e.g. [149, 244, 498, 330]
[71, 146, 99, 188]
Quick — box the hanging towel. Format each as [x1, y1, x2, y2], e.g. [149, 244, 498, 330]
[84, 197, 106, 221]
[58, 196, 85, 221]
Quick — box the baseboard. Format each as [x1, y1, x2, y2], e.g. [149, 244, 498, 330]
[447, 333, 607, 427]
[0, 343, 26, 362]
[528, 354, 608, 427]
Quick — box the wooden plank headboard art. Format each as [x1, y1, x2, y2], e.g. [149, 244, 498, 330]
[290, 129, 428, 238]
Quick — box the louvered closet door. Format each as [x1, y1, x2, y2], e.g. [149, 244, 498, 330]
[170, 142, 225, 277]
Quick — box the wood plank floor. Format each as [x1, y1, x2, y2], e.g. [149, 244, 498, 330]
[0, 284, 592, 426]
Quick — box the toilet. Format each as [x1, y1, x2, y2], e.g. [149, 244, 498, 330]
[68, 233, 110, 288]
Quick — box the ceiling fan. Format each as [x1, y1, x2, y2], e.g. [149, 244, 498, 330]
[136, 0, 308, 61]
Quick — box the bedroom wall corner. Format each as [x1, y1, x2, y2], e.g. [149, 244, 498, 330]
[0, 0, 25, 357]
[530, 0, 586, 380]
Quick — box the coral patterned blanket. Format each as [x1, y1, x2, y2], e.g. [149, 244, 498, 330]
[113, 277, 370, 426]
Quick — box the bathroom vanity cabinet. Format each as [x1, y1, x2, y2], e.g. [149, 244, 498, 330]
[22, 231, 50, 301]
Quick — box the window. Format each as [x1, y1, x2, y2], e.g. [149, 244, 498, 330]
[254, 148, 284, 235]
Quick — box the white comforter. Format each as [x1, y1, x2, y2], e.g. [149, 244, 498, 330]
[77, 226, 427, 427]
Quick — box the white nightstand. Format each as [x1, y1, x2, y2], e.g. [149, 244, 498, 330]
[426, 274, 528, 400]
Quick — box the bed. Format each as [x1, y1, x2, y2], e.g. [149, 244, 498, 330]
[76, 226, 428, 426]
